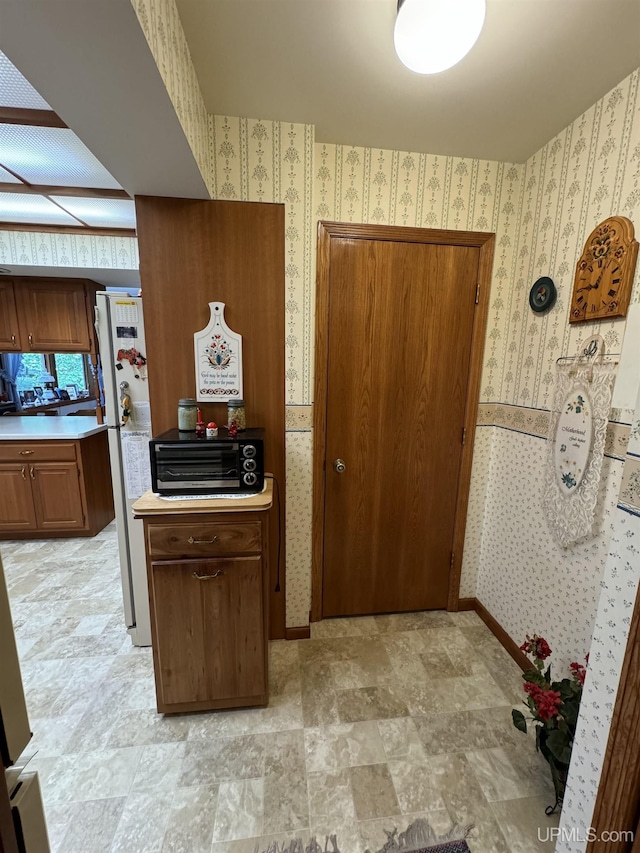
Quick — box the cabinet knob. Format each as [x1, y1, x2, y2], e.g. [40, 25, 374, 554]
[333, 458, 346, 473]
[10, 334, 15, 345]
[187, 535, 218, 545]
[192, 570, 225, 581]
[28, 334, 33, 348]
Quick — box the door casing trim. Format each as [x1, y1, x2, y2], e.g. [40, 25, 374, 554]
[311, 221, 496, 621]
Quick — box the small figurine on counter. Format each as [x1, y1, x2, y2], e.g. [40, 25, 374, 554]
[195, 408, 205, 438]
[228, 419, 238, 438]
[206, 422, 218, 438]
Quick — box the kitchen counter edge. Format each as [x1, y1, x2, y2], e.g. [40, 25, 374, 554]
[132, 481, 274, 516]
[0, 418, 109, 441]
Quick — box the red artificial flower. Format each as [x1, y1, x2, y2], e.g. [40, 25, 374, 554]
[570, 656, 588, 685]
[520, 634, 552, 661]
[524, 682, 562, 721]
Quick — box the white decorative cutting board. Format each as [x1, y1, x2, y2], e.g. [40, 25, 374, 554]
[193, 302, 243, 402]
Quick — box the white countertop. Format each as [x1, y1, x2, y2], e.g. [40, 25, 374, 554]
[0, 417, 109, 441]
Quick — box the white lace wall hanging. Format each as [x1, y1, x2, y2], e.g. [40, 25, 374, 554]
[542, 337, 617, 548]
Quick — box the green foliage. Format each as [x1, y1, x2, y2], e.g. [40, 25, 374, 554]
[512, 709, 527, 733]
[513, 637, 588, 806]
[54, 354, 88, 391]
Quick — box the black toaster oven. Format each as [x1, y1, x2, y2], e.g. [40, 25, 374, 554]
[149, 428, 265, 495]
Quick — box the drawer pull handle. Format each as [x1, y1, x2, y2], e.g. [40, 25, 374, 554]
[30, 467, 35, 480]
[192, 570, 224, 581]
[28, 334, 33, 348]
[187, 535, 218, 545]
[19, 450, 35, 456]
[10, 334, 15, 345]
[21, 466, 26, 480]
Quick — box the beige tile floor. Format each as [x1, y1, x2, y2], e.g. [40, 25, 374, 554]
[1, 524, 560, 853]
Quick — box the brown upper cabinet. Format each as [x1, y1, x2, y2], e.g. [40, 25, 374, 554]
[0, 280, 21, 351]
[0, 277, 99, 354]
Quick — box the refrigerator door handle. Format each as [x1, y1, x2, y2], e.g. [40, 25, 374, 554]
[94, 306, 101, 345]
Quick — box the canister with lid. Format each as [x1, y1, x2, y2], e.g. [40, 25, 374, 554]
[178, 398, 198, 431]
[227, 399, 246, 431]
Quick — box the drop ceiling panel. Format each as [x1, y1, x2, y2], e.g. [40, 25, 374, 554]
[0, 125, 123, 189]
[0, 193, 82, 225]
[50, 197, 136, 229]
[0, 165, 21, 183]
[0, 50, 51, 110]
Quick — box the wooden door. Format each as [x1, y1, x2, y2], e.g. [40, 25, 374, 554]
[30, 462, 86, 530]
[0, 465, 36, 531]
[0, 280, 21, 350]
[315, 224, 492, 618]
[150, 556, 266, 707]
[17, 280, 90, 352]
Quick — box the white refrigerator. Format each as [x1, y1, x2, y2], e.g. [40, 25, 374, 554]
[95, 293, 152, 647]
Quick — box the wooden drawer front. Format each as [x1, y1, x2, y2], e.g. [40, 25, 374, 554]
[148, 521, 262, 558]
[0, 442, 77, 463]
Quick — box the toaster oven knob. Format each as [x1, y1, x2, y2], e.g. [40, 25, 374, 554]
[243, 444, 257, 458]
[243, 458, 257, 472]
[243, 472, 258, 486]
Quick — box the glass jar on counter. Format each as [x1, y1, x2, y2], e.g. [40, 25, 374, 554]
[178, 398, 198, 431]
[227, 399, 246, 431]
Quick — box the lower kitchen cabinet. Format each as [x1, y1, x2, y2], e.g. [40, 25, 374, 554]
[0, 430, 114, 538]
[150, 555, 267, 710]
[31, 462, 86, 531]
[133, 487, 273, 714]
[0, 465, 37, 532]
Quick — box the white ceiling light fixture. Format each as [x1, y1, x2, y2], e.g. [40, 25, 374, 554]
[394, 0, 486, 75]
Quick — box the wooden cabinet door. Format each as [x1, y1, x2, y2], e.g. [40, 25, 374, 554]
[17, 281, 90, 352]
[0, 465, 36, 531]
[30, 462, 86, 530]
[0, 281, 21, 350]
[150, 556, 265, 708]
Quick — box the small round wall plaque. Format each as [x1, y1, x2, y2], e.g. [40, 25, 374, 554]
[529, 276, 557, 313]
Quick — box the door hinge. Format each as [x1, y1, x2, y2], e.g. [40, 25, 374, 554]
[475, 281, 480, 304]
[450, 552, 455, 570]
[462, 427, 466, 445]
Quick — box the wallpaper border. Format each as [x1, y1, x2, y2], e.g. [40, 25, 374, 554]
[477, 401, 630, 460]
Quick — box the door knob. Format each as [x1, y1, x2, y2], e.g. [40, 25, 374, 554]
[333, 458, 346, 473]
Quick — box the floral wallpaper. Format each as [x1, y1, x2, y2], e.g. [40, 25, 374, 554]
[285, 431, 313, 627]
[210, 116, 315, 407]
[0, 229, 138, 270]
[467, 70, 640, 686]
[476, 427, 624, 673]
[558, 478, 640, 849]
[130, 0, 211, 195]
[460, 427, 491, 598]
[498, 69, 640, 413]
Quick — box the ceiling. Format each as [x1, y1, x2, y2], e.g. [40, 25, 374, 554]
[0, 51, 136, 231]
[176, 0, 640, 163]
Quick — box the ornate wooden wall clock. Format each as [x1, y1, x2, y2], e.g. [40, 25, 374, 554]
[570, 216, 638, 323]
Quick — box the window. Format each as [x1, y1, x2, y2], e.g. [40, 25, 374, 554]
[15, 353, 48, 394]
[52, 354, 90, 393]
[15, 352, 92, 401]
